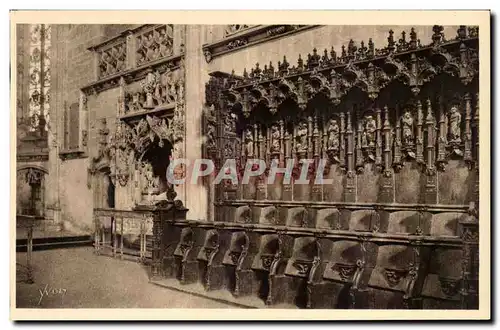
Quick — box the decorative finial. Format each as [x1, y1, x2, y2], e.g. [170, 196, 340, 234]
[269, 61, 275, 75]
[409, 27, 417, 49]
[358, 40, 367, 59]
[283, 55, 289, 67]
[278, 55, 289, 75]
[330, 46, 337, 62]
[347, 39, 357, 58]
[307, 48, 320, 68]
[387, 29, 395, 52]
[457, 25, 467, 39]
[322, 48, 329, 63]
[368, 38, 374, 57]
[398, 31, 408, 52]
[297, 54, 304, 70]
[254, 63, 261, 76]
[432, 25, 444, 45]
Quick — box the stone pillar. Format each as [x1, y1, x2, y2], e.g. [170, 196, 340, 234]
[183, 24, 208, 221]
[45, 25, 64, 225]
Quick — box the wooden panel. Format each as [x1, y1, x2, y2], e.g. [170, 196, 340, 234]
[323, 164, 344, 202]
[356, 163, 378, 203]
[395, 163, 423, 204]
[438, 160, 475, 205]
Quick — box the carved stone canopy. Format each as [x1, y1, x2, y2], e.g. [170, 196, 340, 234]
[105, 111, 181, 190]
[212, 26, 479, 119]
[110, 115, 175, 155]
[18, 166, 47, 186]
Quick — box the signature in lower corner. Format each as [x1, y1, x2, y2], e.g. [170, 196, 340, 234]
[37, 284, 67, 305]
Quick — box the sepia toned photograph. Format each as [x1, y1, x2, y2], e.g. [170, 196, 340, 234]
[10, 10, 491, 321]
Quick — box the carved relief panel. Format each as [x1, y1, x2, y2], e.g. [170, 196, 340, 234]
[119, 66, 184, 115]
[136, 25, 174, 66]
[97, 40, 127, 78]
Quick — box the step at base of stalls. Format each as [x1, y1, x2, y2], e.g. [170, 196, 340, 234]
[16, 235, 93, 252]
[149, 278, 299, 309]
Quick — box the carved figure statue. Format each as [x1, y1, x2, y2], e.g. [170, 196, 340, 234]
[327, 119, 340, 151]
[224, 112, 237, 133]
[206, 124, 216, 149]
[363, 115, 377, 147]
[449, 105, 462, 143]
[402, 110, 414, 146]
[145, 33, 155, 61]
[244, 128, 254, 157]
[141, 162, 159, 193]
[118, 44, 126, 68]
[271, 124, 281, 153]
[296, 121, 308, 153]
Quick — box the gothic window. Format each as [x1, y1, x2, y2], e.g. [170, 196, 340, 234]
[28, 24, 51, 133]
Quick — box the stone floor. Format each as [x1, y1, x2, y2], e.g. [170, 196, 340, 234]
[15, 247, 234, 309]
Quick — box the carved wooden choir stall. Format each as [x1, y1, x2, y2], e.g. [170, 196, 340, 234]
[91, 25, 479, 309]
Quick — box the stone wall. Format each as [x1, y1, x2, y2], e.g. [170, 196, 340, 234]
[50, 24, 108, 232]
[205, 25, 459, 75]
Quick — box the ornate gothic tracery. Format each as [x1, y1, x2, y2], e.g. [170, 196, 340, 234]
[28, 24, 51, 133]
[206, 25, 480, 186]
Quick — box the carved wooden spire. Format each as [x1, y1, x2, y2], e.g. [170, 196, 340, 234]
[387, 29, 396, 53]
[425, 99, 436, 173]
[464, 93, 473, 167]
